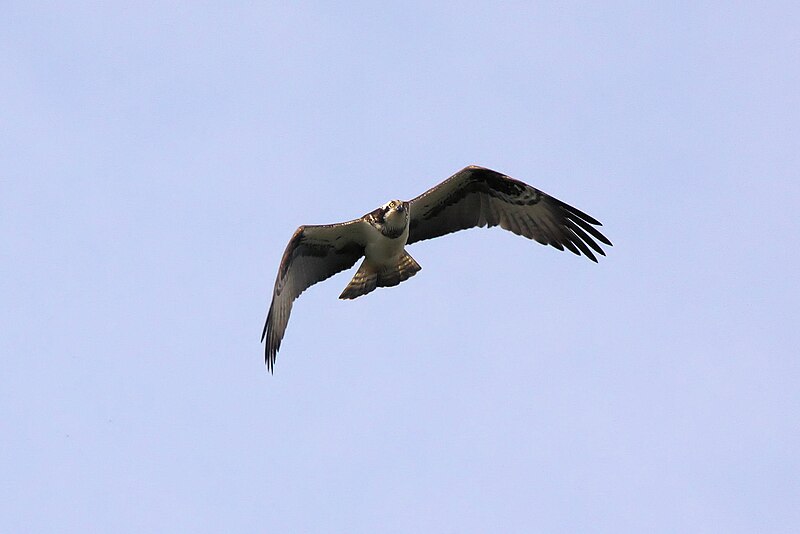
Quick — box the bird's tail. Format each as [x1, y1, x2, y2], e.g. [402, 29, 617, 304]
[339, 260, 378, 300]
[377, 251, 421, 288]
[339, 252, 421, 300]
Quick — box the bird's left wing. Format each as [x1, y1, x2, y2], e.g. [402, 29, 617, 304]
[407, 166, 612, 260]
[262, 220, 367, 372]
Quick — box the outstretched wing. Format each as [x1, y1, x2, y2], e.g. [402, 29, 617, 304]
[262, 220, 368, 372]
[407, 166, 612, 260]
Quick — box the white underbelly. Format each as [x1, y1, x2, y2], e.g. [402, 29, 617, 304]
[364, 225, 409, 266]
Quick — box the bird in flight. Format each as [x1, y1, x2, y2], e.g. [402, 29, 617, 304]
[261, 165, 612, 372]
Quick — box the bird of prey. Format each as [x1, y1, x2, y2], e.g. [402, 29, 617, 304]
[261, 165, 611, 372]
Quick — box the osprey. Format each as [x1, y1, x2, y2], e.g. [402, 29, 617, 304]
[262, 165, 612, 372]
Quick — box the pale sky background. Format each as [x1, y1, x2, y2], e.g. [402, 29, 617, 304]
[2, 2, 799, 532]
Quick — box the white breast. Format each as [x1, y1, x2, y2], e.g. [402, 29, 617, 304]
[364, 224, 409, 266]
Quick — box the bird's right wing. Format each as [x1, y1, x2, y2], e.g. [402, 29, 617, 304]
[262, 220, 368, 372]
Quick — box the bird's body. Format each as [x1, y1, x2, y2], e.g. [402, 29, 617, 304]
[337, 200, 419, 300]
[261, 165, 612, 372]
[362, 202, 411, 270]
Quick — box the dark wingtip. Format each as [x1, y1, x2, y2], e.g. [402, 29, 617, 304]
[261, 323, 275, 374]
[262, 305, 274, 371]
[593, 230, 613, 247]
[265, 350, 275, 374]
[262, 323, 276, 374]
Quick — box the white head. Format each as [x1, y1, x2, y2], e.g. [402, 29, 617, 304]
[372, 200, 409, 238]
[382, 199, 407, 224]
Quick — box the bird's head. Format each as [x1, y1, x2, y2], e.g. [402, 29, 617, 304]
[375, 199, 409, 237]
[382, 199, 408, 224]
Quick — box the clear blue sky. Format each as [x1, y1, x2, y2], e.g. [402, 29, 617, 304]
[2, 2, 799, 532]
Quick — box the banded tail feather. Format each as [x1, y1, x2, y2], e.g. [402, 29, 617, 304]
[339, 251, 421, 300]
